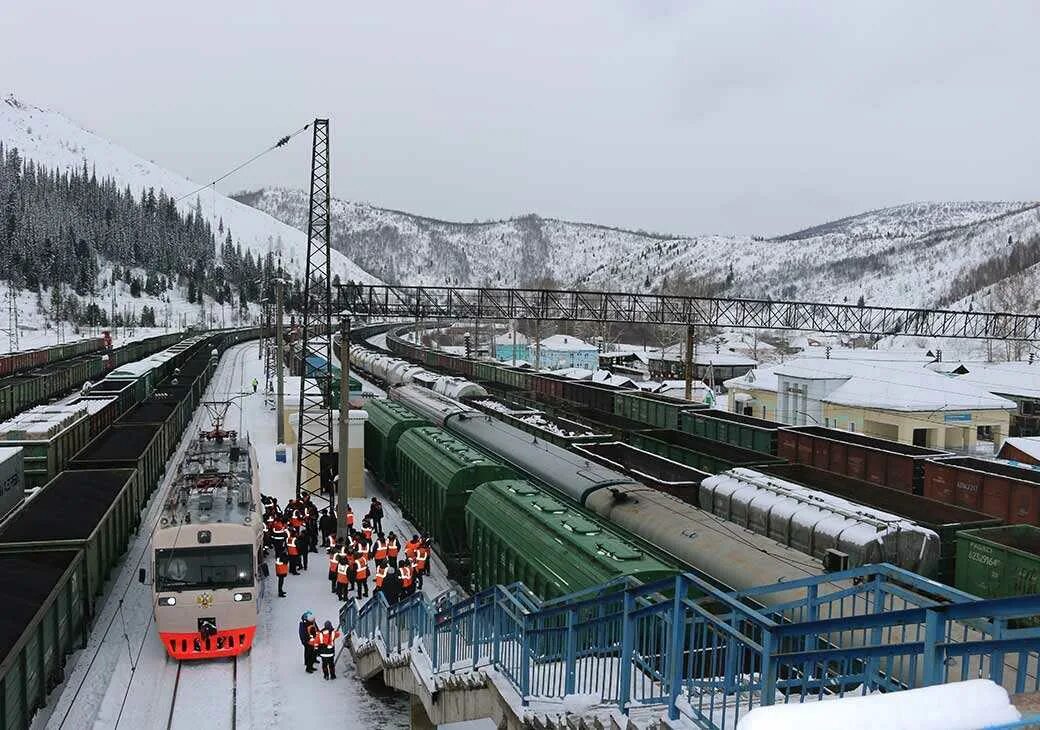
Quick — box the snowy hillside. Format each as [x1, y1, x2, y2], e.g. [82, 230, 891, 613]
[0, 94, 377, 285]
[236, 187, 1040, 311]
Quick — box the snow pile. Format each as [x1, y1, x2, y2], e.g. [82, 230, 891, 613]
[515, 413, 593, 438]
[735, 679, 1020, 730]
[472, 399, 518, 414]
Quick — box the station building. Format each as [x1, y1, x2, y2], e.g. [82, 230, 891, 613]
[724, 358, 1015, 451]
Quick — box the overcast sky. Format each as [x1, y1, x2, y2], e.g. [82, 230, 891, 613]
[4, 1, 1038, 236]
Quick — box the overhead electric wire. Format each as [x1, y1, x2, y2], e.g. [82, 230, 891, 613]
[174, 122, 311, 203]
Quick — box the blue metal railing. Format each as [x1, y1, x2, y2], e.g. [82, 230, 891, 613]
[340, 565, 1040, 729]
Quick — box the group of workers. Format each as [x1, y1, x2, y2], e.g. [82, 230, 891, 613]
[325, 512, 432, 605]
[262, 493, 322, 597]
[266, 494, 435, 679]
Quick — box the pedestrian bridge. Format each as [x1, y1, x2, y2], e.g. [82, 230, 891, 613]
[340, 564, 1040, 729]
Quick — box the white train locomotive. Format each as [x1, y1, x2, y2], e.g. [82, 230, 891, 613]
[144, 411, 262, 660]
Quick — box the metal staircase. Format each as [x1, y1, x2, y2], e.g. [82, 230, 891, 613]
[341, 564, 1040, 729]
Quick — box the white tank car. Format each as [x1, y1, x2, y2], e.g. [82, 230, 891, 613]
[149, 433, 262, 660]
[700, 468, 940, 576]
[433, 376, 487, 399]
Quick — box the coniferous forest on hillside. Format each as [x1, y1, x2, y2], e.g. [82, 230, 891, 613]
[0, 142, 323, 328]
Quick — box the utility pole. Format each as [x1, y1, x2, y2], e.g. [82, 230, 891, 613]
[275, 278, 286, 444]
[536, 322, 544, 374]
[684, 325, 695, 402]
[337, 316, 350, 537]
[294, 118, 334, 504]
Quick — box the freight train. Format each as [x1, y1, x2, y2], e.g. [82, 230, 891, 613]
[0, 327, 263, 728]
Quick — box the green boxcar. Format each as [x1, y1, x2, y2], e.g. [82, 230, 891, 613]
[956, 525, 1040, 601]
[0, 468, 138, 603]
[363, 399, 428, 486]
[0, 409, 92, 491]
[680, 409, 779, 456]
[395, 427, 514, 567]
[466, 479, 675, 599]
[613, 391, 706, 431]
[68, 424, 164, 510]
[627, 428, 785, 474]
[0, 550, 88, 730]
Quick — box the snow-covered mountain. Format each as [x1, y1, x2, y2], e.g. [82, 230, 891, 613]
[235, 187, 1040, 312]
[0, 94, 378, 285]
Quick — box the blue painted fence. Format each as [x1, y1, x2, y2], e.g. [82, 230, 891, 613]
[341, 564, 1040, 729]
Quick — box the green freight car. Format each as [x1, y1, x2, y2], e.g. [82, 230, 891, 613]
[0, 405, 92, 490]
[680, 409, 779, 456]
[68, 424, 164, 511]
[956, 525, 1040, 602]
[465, 479, 675, 599]
[627, 428, 785, 474]
[395, 427, 514, 570]
[0, 551, 89, 730]
[0, 469, 139, 603]
[364, 399, 428, 487]
[613, 391, 706, 431]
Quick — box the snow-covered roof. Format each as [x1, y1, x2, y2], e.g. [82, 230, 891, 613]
[1001, 437, 1040, 462]
[553, 367, 594, 380]
[655, 379, 710, 392]
[727, 358, 1016, 412]
[945, 361, 1040, 400]
[725, 365, 781, 392]
[539, 334, 597, 351]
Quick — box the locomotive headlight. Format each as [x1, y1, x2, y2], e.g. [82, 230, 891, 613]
[233, 592, 252, 603]
[158, 596, 177, 607]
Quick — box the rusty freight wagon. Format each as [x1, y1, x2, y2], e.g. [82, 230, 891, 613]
[777, 425, 949, 493]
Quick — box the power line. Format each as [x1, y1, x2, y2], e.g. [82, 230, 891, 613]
[174, 123, 311, 204]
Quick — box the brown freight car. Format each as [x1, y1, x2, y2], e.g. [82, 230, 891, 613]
[777, 425, 949, 493]
[923, 457, 1040, 525]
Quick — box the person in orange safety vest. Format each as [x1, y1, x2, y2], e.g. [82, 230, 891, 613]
[373, 561, 389, 592]
[309, 621, 343, 679]
[372, 536, 388, 561]
[344, 505, 355, 529]
[404, 535, 420, 560]
[386, 532, 400, 559]
[286, 532, 301, 575]
[354, 553, 369, 597]
[275, 555, 288, 597]
[399, 560, 413, 595]
[335, 554, 352, 601]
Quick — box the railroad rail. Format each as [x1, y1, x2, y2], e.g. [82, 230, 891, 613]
[337, 284, 1040, 340]
[166, 657, 238, 730]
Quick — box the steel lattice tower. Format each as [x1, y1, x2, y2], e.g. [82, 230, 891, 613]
[294, 119, 334, 502]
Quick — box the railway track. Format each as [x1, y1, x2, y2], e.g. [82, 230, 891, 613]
[50, 340, 259, 730]
[166, 657, 239, 730]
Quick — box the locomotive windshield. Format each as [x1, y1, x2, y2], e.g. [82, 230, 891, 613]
[155, 544, 254, 592]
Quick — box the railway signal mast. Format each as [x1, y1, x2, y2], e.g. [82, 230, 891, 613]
[294, 119, 335, 504]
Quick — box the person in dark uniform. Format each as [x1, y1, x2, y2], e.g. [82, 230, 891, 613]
[368, 497, 384, 534]
[299, 611, 318, 673]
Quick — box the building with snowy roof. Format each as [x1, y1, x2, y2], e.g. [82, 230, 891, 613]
[940, 361, 1040, 437]
[998, 436, 1040, 465]
[495, 334, 598, 371]
[724, 357, 1015, 452]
